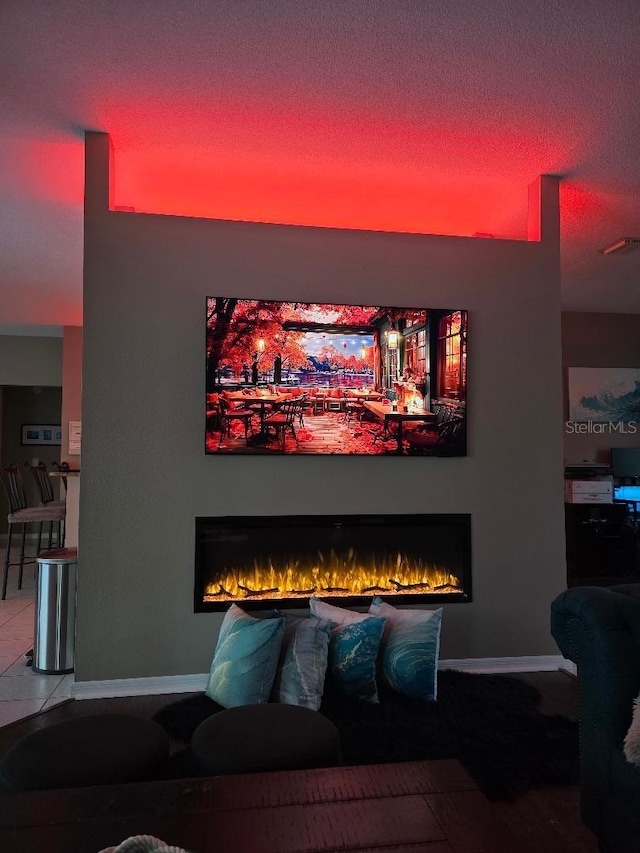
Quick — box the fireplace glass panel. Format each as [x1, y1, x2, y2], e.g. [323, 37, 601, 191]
[195, 514, 471, 612]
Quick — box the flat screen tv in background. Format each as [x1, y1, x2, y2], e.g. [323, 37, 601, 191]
[611, 448, 640, 479]
[205, 298, 468, 456]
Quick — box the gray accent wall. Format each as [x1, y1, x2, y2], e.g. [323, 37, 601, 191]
[77, 133, 566, 681]
[0, 336, 62, 386]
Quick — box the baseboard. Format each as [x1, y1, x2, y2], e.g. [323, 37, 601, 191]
[557, 659, 578, 676]
[439, 655, 573, 674]
[71, 673, 208, 699]
[71, 655, 573, 700]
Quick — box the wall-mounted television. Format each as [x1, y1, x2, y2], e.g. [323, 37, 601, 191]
[612, 448, 640, 478]
[205, 298, 467, 456]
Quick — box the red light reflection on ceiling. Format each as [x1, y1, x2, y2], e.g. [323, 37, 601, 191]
[4, 139, 85, 206]
[113, 147, 529, 238]
[97, 96, 570, 239]
[15, 98, 570, 241]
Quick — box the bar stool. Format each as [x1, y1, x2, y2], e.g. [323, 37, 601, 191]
[0, 466, 65, 600]
[24, 461, 66, 546]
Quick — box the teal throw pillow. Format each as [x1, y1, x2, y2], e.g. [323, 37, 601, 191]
[205, 603, 285, 708]
[309, 597, 385, 703]
[369, 596, 443, 701]
[271, 614, 332, 710]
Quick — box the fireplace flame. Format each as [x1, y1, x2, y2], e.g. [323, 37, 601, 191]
[203, 549, 462, 603]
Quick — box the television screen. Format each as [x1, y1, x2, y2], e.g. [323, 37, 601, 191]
[612, 448, 640, 478]
[206, 298, 467, 456]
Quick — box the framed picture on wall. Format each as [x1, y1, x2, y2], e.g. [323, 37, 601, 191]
[205, 297, 468, 456]
[20, 424, 62, 446]
[568, 367, 640, 422]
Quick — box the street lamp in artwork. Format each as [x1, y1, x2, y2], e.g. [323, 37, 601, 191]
[255, 338, 266, 382]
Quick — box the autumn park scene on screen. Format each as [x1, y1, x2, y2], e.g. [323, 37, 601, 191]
[205, 298, 467, 456]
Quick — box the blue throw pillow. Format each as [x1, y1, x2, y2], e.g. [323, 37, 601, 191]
[205, 603, 285, 708]
[369, 596, 443, 701]
[271, 614, 332, 710]
[309, 597, 385, 703]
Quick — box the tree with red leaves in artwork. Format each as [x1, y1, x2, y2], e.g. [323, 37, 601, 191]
[206, 297, 237, 391]
[207, 300, 377, 389]
[207, 298, 308, 389]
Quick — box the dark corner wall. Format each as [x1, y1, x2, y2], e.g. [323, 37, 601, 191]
[0, 335, 64, 533]
[0, 386, 63, 532]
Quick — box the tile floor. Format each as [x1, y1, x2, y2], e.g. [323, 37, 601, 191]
[0, 550, 74, 728]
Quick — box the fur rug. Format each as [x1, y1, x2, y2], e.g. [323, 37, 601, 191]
[624, 693, 640, 766]
[154, 669, 578, 800]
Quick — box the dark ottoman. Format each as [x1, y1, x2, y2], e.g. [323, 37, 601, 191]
[0, 714, 170, 791]
[191, 703, 342, 775]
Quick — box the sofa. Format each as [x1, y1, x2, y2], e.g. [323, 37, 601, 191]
[551, 584, 640, 853]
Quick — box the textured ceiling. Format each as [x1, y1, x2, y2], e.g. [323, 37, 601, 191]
[1, 0, 639, 326]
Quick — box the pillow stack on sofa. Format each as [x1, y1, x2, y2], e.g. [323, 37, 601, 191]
[204, 596, 443, 712]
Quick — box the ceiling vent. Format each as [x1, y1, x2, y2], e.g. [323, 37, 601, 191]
[599, 238, 640, 255]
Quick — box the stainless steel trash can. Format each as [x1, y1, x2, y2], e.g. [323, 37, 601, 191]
[33, 548, 77, 674]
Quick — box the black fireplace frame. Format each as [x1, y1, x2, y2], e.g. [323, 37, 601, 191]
[194, 513, 472, 613]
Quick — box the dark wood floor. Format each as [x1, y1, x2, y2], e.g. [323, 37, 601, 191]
[0, 671, 598, 853]
[491, 672, 598, 853]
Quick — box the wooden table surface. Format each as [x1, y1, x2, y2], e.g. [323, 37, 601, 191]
[346, 390, 385, 400]
[363, 400, 437, 454]
[0, 759, 532, 853]
[362, 400, 435, 422]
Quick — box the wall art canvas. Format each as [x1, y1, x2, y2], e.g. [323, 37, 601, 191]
[21, 424, 62, 446]
[205, 298, 467, 455]
[568, 367, 640, 422]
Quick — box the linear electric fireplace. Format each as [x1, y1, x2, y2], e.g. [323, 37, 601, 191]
[194, 514, 471, 612]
